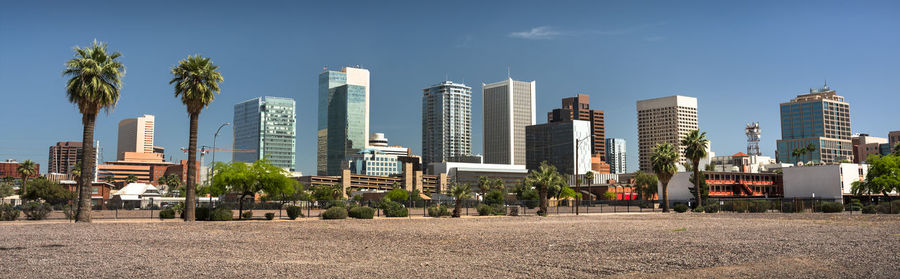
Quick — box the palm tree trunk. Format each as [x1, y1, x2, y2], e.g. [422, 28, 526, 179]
[21, 177, 28, 201]
[661, 182, 670, 212]
[539, 187, 548, 216]
[693, 162, 702, 208]
[184, 112, 199, 221]
[453, 199, 462, 218]
[75, 113, 96, 222]
[239, 193, 247, 220]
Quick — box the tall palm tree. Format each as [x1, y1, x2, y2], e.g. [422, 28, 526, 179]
[651, 143, 679, 212]
[16, 160, 38, 198]
[681, 130, 709, 207]
[63, 40, 124, 222]
[477, 176, 491, 198]
[170, 55, 223, 221]
[449, 183, 472, 217]
[525, 161, 565, 216]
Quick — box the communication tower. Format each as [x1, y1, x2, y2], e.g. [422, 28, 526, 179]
[745, 122, 761, 156]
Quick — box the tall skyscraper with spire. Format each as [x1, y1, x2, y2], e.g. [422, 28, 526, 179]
[317, 66, 371, 175]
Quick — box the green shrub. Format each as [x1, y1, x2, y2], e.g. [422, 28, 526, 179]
[0, 203, 19, 221]
[348, 206, 375, 219]
[384, 188, 409, 202]
[477, 204, 493, 216]
[492, 204, 506, 215]
[862, 204, 876, 214]
[427, 205, 451, 217]
[380, 199, 408, 217]
[778, 201, 799, 213]
[673, 203, 688, 213]
[874, 201, 900, 214]
[692, 206, 704, 213]
[210, 208, 233, 221]
[749, 201, 771, 213]
[62, 205, 75, 220]
[729, 201, 749, 213]
[21, 202, 52, 220]
[520, 189, 539, 209]
[195, 207, 211, 220]
[846, 199, 863, 211]
[820, 202, 844, 213]
[484, 189, 504, 206]
[286, 205, 303, 220]
[322, 207, 348, 219]
[159, 209, 176, 219]
[704, 205, 719, 213]
[265, 213, 275, 220]
[241, 211, 253, 219]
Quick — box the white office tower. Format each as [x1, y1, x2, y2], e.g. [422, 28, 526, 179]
[482, 78, 535, 165]
[636, 95, 698, 172]
[422, 81, 473, 170]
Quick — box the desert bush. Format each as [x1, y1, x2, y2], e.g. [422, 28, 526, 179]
[704, 205, 719, 213]
[778, 201, 799, 213]
[348, 206, 375, 219]
[484, 189, 504, 206]
[729, 201, 749, 213]
[692, 206, 704, 213]
[846, 199, 863, 211]
[749, 201, 771, 213]
[159, 209, 176, 219]
[322, 207, 348, 219]
[195, 207, 211, 220]
[862, 204, 876, 214]
[241, 211, 254, 219]
[427, 204, 451, 217]
[874, 200, 900, 214]
[820, 202, 844, 213]
[492, 204, 506, 215]
[508, 205, 520, 216]
[265, 213, 275, 220]
[673, 203, 688, 213]
[286, 205, 303, 220]
[21, 202, 52, 220]
[477, 204, 493, 216]
[210, 208, 233, 221]
[0, 203, 19, 221]
[380, 199, 408, 217]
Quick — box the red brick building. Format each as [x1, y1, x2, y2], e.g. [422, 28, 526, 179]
[60, 181, 114, 207]
[0, 160, 41, 180]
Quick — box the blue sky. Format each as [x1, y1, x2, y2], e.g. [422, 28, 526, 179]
[1, 0, 899, 174]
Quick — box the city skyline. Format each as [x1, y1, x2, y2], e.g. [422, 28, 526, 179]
[2, 1, 900, 175]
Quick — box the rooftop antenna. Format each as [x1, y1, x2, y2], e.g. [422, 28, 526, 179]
[507, 66, 511, 79]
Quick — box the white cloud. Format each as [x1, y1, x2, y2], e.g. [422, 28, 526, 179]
[508, 26, 563, 40]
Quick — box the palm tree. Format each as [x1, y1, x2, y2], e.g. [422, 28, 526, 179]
[16, 160, 38, 198]
[124, 174, 139, 184]
[449, 183, 472, 218]
[170, 55, 223, 221]
[477, 176, 492, 198]
[681, 130, 709, 207]
[651, 143, 679, 212]
[525, 161, 565, 216]
[63, 40, 125, 222]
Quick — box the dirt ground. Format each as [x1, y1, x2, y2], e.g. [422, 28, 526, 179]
[1, 213, 897, 278]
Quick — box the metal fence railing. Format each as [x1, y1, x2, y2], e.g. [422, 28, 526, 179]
[5, 197, 898, 221]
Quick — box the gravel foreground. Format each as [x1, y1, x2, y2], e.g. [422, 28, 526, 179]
[1, 213, 897, 278]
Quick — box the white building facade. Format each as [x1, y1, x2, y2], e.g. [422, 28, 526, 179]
[605, 138, 627, 174]
[636, 95, 698, 172]
[482, 78, 535, 166]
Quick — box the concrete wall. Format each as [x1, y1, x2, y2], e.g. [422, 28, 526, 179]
[783, 163, 867, 200]
[657, 172, 693, 202]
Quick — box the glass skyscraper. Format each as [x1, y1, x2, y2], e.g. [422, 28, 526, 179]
[605, 138, 627, 174]
[776, 85, 852, 164]
[317, 67, 370, 175]
[233, 96, 297, 171]
[421, 81, 473, 170]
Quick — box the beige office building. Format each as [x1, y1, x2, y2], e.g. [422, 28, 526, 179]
[636, 95, 698, 172]
[117, 114, 155, 160]
[482, 78, 535, 165]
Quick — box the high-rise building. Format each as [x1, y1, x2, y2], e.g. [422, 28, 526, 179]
[551, 94, 606, 160]
[421, 81, 473, 170]
[233, 96, 297, 171]
[116, 114, 155, 160]
[888, 131, 900, 152]
[48, 141, 84, 174]
[776, 85, 852, 164]
[636, 95, 698, 172]
[483, 78, 535, 165]
[317, 66, 370, 175]
[526, 118, 592, 175]
[605, 138, 627, 174]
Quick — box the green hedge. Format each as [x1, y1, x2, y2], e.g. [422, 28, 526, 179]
[819, 202, 843, 213]
[427, 205, 451, 217]
[704, 205, 719, 213]
[241, 211, 253, 219]
[322, 207, 348, 219]
[210, 208, 233, 221]
[349, 206, 375, 219]
[477, 204, 493, 216]
[286, 206, 303, 220]
[673, 203, 688, 213]
[265, 213, 275, 220]
[380, 200, 408, 217]
[0, 203, 19, 221]
[862, 204, 876, 214]
[22, 202, 52, 220]
[159, 209, 176, 219]
[875, 200, 900, 214]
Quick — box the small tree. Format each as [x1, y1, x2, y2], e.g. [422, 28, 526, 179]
[23, 178, 75, 205]
[525, 161, 565, 216]
[681, 130, 709, 207]
[633, 171, 658, 200]
[449, 183, 472, 218]
[385, 188, 409, 202]
[651, 143, 679, 212]
[0, 182, 15, 200]
[16, 160, 38, 198]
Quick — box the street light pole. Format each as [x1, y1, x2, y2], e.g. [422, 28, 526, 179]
[208, 122, 230, 216]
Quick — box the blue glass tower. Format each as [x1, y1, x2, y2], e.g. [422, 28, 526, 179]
[776, 85, 852, 164]
[317, 67, 370, 175]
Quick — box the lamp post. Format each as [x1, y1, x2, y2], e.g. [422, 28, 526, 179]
[575, 134, 590, 216]
[208, 122, 230, 217]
